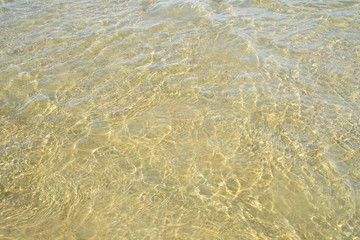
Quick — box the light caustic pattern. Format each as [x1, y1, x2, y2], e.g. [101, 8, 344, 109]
[0, 0, 359, 239]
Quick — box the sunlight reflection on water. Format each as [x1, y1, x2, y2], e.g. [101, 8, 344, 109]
[0, 0, 359, 239]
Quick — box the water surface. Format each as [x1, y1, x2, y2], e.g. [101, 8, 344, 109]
[0, 0, 359, 239]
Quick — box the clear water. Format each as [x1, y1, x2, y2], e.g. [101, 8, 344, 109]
[0, 0, 359, 239]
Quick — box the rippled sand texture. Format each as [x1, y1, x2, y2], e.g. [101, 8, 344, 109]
[1, 0, 360, 239]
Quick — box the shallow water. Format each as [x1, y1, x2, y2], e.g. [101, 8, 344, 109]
[0, 0, 359, 239]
